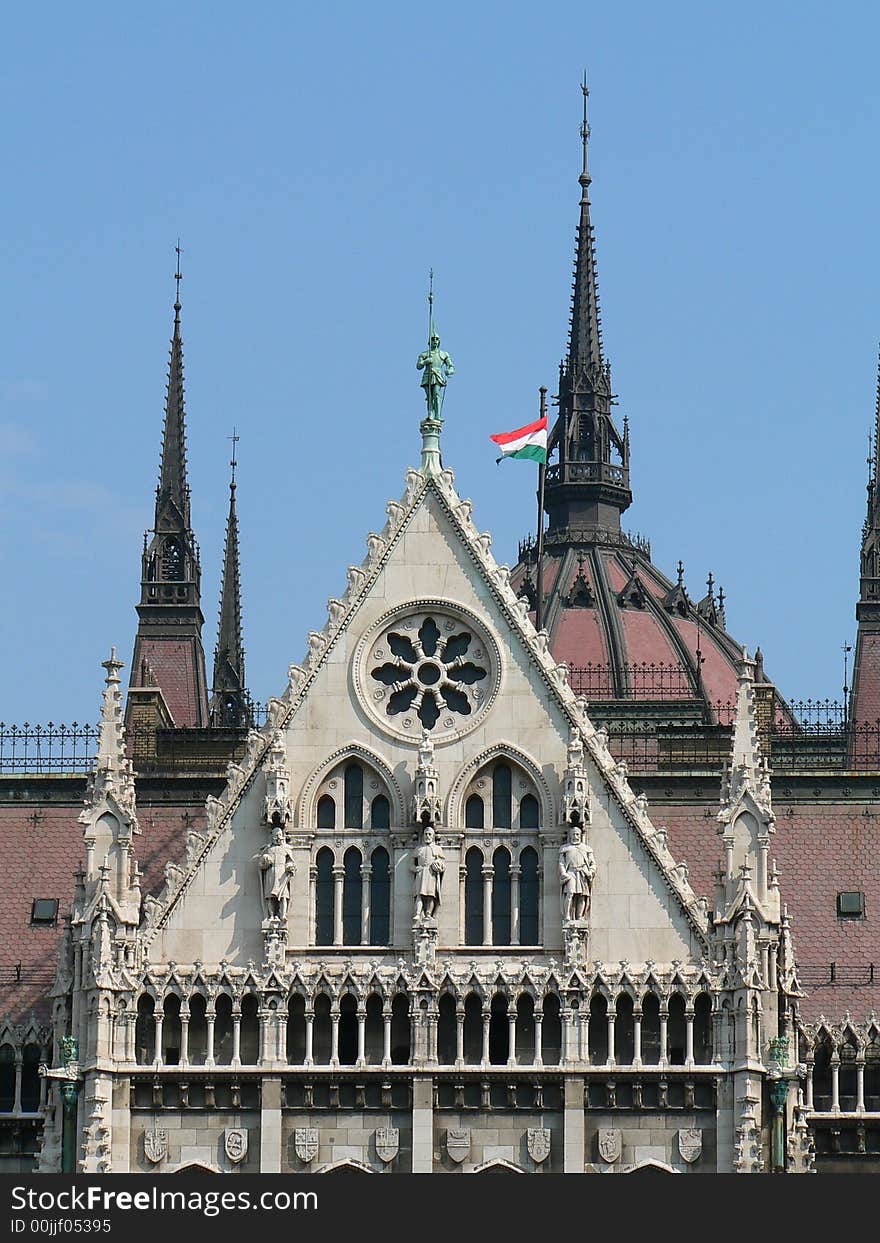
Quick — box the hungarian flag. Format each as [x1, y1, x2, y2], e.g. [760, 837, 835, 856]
[490, 416, 548, 464]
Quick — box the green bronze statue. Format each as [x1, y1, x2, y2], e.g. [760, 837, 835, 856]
[417, 274, 454, 420]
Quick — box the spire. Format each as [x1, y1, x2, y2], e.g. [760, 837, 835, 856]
[210, 432, 251, 728]
[157, 243, 190, 526]
[126, 248, 209, 730]
[568, 74, 603, 374]
[545, 80, 632, 543]
[91, 648, 134, 808]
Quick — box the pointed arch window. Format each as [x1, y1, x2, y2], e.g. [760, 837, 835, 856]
[344, 764, 364, 830]
[465, 795, 484, 829]
[315, 848, 334, 946]
[465, 848, 484, 946]
[370, 795, 390, 830]
[491, 847, 511, 945]
[317, 796, 336, 830]
[162, 537, 184, 581]
[369, 847, 390, 945]
[492, 764, 512, 829]
[519, 847, 540, 944]
[342, 848, 363, 945]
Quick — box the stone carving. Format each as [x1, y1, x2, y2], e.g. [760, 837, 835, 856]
[257, 827, 297, 923]
[412, 730, 442, 826]
[224, 1127, 248, 1165]
[598, 1128, 621, 1164]
[413, 825, 445, 921]
[295, 1128, 319, 1164]
[559, 825, 596, 922]
[446, 1129, 470, 1164]
[678, 1127, 702, 1163]
[527, 1128, 551, 1164]
[327, 598, 346, 627]
[144, 1128, 168, 1164]
[262, 733, 292, 828]
[375, 1127, 399, 1163]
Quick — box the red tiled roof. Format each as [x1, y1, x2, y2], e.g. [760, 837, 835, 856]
[135, 639, 205, 727]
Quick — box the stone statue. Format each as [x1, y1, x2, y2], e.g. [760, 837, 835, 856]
[257, 826, 297, 922]
[417, 302, 454, 421]
[413, 824, 445, 921]
[559, 824, 596, 922]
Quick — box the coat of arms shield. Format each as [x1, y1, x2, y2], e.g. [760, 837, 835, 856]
[144, 1128, 168, 1164]
[446, 1128, 471, 1164]
[295, 1127, 319, 1163]
[598, 1128, 621, 1163]
[375, 1127, 399, 1163]
[527, 1128, 551, 1164]
[224, 1127, 248, 1165]
[677, 1128, 702, 1164]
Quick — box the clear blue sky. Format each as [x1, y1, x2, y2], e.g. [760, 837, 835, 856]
[2, 2, 878, 721]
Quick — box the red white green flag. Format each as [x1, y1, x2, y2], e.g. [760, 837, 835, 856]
[489, 416, 548, 464]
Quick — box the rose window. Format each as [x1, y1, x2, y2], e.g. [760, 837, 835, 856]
[370, 614, 489, 731]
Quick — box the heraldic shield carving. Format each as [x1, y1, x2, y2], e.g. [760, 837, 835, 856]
[527, 1128, 551, 1164]
[446, 1129, 471, 1164]
[224, 1128, 248, 1165]
[144, 1128, 168, 1164]
[677, 1128, 702, 1164]
[295, 1128, 319, 1164]
[598, 1128, 621, 1164]
[375, 1127, 399, 1163]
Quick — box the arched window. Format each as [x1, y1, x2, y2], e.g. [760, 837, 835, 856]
[287, 995, 306, 1065]
[338, 996, 358, 1066]
[668, 994, 686, 1066]
[588, 994, 608, 1065]
[694, 993, 712, 1064]
[344, 764, 364, 830]
[641, 993, 661, 1065]
[163, 995, 182, 1066]
[542, 995, 562, 1066]
[342, 847, 362, 945]
[489, 994, 509, 1065]
[188, 994, 208, 1066]
[519, 794, 539, 829]
[438, 995, 457, 1065]
[369, 847, 390, 945]
[465, 795, 484, 829]
[365, 995, 384, 1064]
[214, 995, 233, 1065]
[162, 537, 184, 581]
[519, 847, 539, 944]
[615, 994, 635, 1065]
[465, 848, 484, 946]
[812, 1037, 833, 1110]
[135, 995, 156, 1066]
[492, 764, 512, 829]
[0, 1045, 15, 1111]
[313, 995, 332, 1065]
[840, 1037, 859, 1110]
[463, 994, 483, 1064]
[317, 796, 336, 830]
[240, 994, 260, 1064]
[21, 1045, 41, 1112]
[370, 795, 390, 830]
[492, 848, 511, 945]
[516, 994, 535, 1065]
[315, 848, 334, 945]
[391, 995, 410, 1065]
[865, 1031, 880, 1110]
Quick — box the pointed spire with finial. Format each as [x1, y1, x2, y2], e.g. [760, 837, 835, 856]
[157, 241, 190, 524]
[416, 271, 454, 474]
[87, 649, 136, 815]
[210, 430, 251, 728]
[568, 73, 604, 374]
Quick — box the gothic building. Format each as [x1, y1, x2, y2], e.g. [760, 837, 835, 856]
[1, 90, 877, 1175]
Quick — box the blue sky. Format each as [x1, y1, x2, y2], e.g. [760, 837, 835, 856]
[2, 2, 879, 720]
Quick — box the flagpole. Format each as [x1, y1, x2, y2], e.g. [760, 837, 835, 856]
[536, 386, 547, 632]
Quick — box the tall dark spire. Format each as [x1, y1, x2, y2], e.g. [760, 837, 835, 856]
[210, 432, 251, 729]
[157, 243, 190, 527]
[545, 80, 632, 544]
[568, 76, 604, 375]
[126, 251, 209, 731]
[849, 347, 880, 738]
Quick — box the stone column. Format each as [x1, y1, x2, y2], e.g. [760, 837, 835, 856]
[179, 1006, 190, 1068]
[383, 1008, 392, 1068]
[154, 1013, 164, 1068]
[332, 866, 345, 946]
[633, 1011, 642, 1067]
[330, 1009, 340, 1068]
[563, 1075, 584, 1173]
[507, 1008, 517, 1066]
[804, 1056, 814, 1111]
[206, 1010, 216, 1068]
[231, 1011, 241, 1067]
[361, 863, 372, 945]
[534, 1010, 543, 1067]
[481, 1009, 490, 1067]
[12, 1051, 22, 1115]
[606, 1011, 616, 1066]
[685, 1011, 695, 1067]
[857, 1059, 865, 1112]
[482, 866, 493, 946]
[260, 1077, 282, 1173]
[411, 1077, 433, 1173]
[304, 1012, 314, 1067]
[455, 1007, 465, 1067]
[458, 865, 466, 944]
[831, 1056, 840, 1112]
[510, 863, 521, 946]
[308, 864, 317, 945]
[357, 1007, 366, 1068]
[659, 1008, 669, 1068]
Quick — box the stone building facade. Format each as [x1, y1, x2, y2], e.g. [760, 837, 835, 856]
[1, 89, 878, 1173]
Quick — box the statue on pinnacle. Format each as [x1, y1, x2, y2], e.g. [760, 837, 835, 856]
[417, 271, 454, 421]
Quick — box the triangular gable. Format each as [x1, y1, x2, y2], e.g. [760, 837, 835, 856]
[141, 463, 710, 954]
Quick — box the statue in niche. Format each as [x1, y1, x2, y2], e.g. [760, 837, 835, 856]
[257, 825, 297, 923]
[559, 824, 595, 922]
[413, 824, 445, 921]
